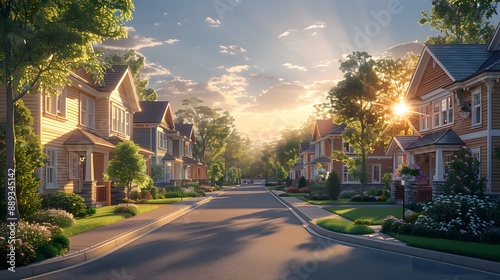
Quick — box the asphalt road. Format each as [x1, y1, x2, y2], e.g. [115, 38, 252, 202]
[31, 185, 500, 280]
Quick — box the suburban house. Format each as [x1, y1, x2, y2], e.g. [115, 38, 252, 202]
[133, 102, 207, 186]
[290, 141, 315, 182]
[0, 65, 154, 206]
[292, 119, 392, 189]
[386, 27, 500, 197]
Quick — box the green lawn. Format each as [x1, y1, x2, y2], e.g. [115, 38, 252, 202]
[63, 204, 162, 237]
[316, 218, 375, 235]
[300, 197, 388, 206]
[396, 235, 500, 262]
[324, 206, 403, 224]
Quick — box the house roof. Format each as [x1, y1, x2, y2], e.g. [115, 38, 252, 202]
[97, 65, 141, 112]
[300, 142, 310, 152]
[406, 129, 464, 150]
[64, 129, 115, 149]
[291, 164, 303, 170]
[329, 124, 346, 135]
[182, 156, 199, 165]
[385, 135, 421, 155]
[305, 156, 331, 166]
[303, 146, 315, 153]
[134, 101, 174, 129]
[107, 136, 155, 156]
[315, 120, 336, 137]
[176, 123, 195, 142]
[161, 153, 177, 161]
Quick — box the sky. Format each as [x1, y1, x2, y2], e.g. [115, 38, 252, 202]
[98, 0, 439, 145]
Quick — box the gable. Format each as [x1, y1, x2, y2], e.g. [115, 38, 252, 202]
[414, 52, 453, 98]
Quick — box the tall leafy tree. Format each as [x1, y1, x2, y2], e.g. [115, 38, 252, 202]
[275, 127, 309, 172]
[175, 97, 234, 166]
[106, 141, 148, 201]
[0, 0, 133, 221]
[419, 0, 499, 44]
[105, 49, 157, 101]
[0, 100, 46, 220]
[327, 51, 386, 196]
[221, 131, 252, 177]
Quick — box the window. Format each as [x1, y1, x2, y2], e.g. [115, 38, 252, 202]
[372, 164, 381, 183]
[69, 153, 78, 179]
[472, 90, 482, 126]
[343, 165, 358, 183]
[166, 163, 172, 180]
[158, 131, 167, 150]
[167, 138, 173, 154]
[343, 141, 355, 154]
[420, 105, 430, 131]
[81, 94, 95, 128]
[432, 95, 454, 128]
[112, 105, 130, 136]
[46, 148, 58, 189]
[45, 86, 66, 117]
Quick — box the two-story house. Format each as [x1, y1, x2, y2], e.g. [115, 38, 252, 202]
[1, 65, 154, 206]
[132, 102, 207, 186]
[290, 141, 314, 183]
[386, 27, 500, 196]
[300, 119, 392, 189]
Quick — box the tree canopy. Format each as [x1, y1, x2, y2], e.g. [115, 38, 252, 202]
[0, 0, 133, 221]
[420, 0, 499, 44]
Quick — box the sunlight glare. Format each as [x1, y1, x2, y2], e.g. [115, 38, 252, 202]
[394, 102, 409, 117]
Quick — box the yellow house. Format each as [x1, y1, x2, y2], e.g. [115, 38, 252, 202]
[1, 65, 153, 206]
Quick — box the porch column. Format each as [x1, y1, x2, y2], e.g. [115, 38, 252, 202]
[85, 149, 94, 182]
[435, 148, 444, 181]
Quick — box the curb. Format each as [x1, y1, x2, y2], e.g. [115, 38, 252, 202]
[0, 195, 218, 280]
[271, 191, 500, 275]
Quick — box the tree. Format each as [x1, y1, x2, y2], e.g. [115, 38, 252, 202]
[419, 0, 499, 44]
[0, 100, 46, 220]
[208, 164, 223, 186]
[276, 166, 287, 183]
[150, 163, 164, 182]
[221, 131, 252, 179]
[175, 97, 234, 166]
[227, 166, 241, 185]
[106, 141, 148, 200]
[105, 49, 157, 101]
[327, 51, 386, 197]
[325, 172, 341, 200]
[443, 147, 487, 198]
[0, 0, 133, 221]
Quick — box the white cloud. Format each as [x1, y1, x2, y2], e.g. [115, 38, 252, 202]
[226, 65, 250, 73]
[206, 17, 222, 28]
[304, 21, 326, 30]
[278, 29, 297, 38]
[283, 63, 308, 72]
[154, 22, 162, 26]
[165, 39, 180, 45]
[219, 45, 247, 54]
[141, 61, 173, 80]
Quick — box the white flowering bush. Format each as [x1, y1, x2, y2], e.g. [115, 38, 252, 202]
[114, 203, 139, 216]
[415, 194, 496, 236]
[30, 208, 76, 228]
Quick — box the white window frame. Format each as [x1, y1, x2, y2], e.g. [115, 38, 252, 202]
[81, 94, 95, 128]
[46, 148, 58, 189]
[111, 104, 130, 136]
[471, 89, 482, 126]
[166, 163, 172, 180]
[342, 165, 358, 183]
[45, 86, 66, 117]
[372, 164, 381, 183]
[420, 104, 430, 131]
[158, 131, 167, 150]
[432, 95, 454, 128]
[342, 140, 355, 154]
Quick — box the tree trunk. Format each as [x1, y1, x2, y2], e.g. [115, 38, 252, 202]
[4, 35, 20, 222]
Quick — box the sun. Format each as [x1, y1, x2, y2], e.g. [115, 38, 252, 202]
[393, 102, 409, 117]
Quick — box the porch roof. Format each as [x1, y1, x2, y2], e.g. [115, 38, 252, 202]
[305, 156, 331, 166]
[291, 164, 303, 170]
[182, 156, 199, 165]
[64, 129, 115, 149]
[386, 135, 420, 155]
[107, 136, 155, 155]
[407, 129, 465, 150]
[161, 153, 176, 161]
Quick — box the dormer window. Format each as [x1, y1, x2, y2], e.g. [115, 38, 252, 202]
[432, 95, 454, 128]
[80, 94, 95, 129]
[112, 104, 130, 136]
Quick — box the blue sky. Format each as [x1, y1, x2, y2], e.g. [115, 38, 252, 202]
[99, 0, 439, 144]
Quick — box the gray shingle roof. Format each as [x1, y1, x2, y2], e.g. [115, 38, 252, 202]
[134, 101, 170, 123]
[176, 123, 193, 138]
[407, 129, 464, 150]
[427, 44, 492, 81]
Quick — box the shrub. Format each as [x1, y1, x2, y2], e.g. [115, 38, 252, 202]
[86, 207, 97, 216]
[406, 202, 424, 213]
[350, 195, 377, 202]
[415, 194, 496, 236]
[367, 187, 379, 196]
[278, 193, 289, 197]
[114, 203, 139, 216]
[325, 172, 341, 200]
[30, 209, 75, 228]
[37, 242, 61, 260]
[298, 176, 307, 188]
[404, 212, 422, 224]
[339, 190, 358, 199]
[184, 190, 201, 197]
[129, 189, 141, 201]
[140, 189, 153, 200]
[377, 196, 388, 202]
[42, 192, 88, 218]
[305, 193, 330, 200]
[299, 187, 310, 193]
[481, 228, 500, 244]
[185, 182, 199, 188]
[198, 185, 214, 192]
[286, 186, 300, 193]
[397, 223, 414, 235]
[52, 235, 70, 251]
[354, 219, 371, 225]
[443, 147, 486, 198]
[143, 185, 159, 199]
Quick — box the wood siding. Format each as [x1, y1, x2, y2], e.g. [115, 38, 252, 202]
[491, 137, 500, 193]
[415, 58, 453, 98]
[492, 83, 500, 130]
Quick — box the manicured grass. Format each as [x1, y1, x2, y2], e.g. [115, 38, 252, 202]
[135, 197, 194, 204]
[396, 235, 500, 262]
[284, 193, 306, 198]
[324, 206, 403, 225]
[299, 198, 388, 205]
[63, 205, 162, 237]
[316, 218, 375, 235]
